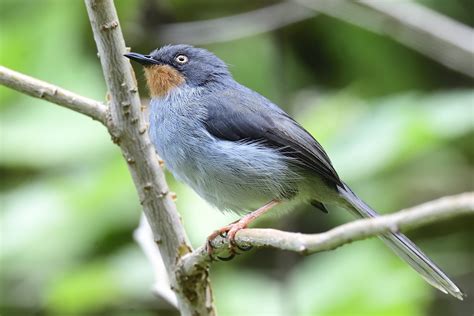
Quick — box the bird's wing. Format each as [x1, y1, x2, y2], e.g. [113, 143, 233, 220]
[201, 88, 342, 187]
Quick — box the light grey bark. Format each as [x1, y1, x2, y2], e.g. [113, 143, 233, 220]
[295, 0, 474, 77]
[0, 66, 107, 123]
[134, 215, 178, 307]
[159, 2, 316, 44]
[181, 192, 474, 276]
[83, 0, 215, 315]
[155, 1, 474, 77]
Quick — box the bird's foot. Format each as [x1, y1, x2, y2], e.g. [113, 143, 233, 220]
[206, 220, 253, 261]
[206, 199, 281, 260]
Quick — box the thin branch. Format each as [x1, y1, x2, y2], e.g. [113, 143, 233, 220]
[358, 0, 474, 54]
[0, 65, 107, 124]
[180, 192, 474, 275]
[84, 1, 215, 315]
[157, 2, 317, 45]
[155, 1, 474, 77]
[133, 215, 178, 308]
[294, 0, 474, 77]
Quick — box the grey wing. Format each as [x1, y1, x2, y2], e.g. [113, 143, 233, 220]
[201, 88, 342, 188]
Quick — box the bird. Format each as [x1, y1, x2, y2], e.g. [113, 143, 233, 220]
[125, 44, 464, 300]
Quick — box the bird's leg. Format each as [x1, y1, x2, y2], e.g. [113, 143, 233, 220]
[207, 199, 280, 258]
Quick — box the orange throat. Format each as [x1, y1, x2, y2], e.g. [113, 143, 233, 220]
[144, 65, 185, 97]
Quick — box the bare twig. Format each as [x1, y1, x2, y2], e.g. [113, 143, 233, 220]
[156, 1, 474, 77]
[84, 1, 215, 315]
[133, 215, 178, 308]
[0, 65, 107, 124]
[358, 0, 474, 54]
[158, 2, 316, 45]
[294, 0, 474, 77]
[180, 193, 474, 276]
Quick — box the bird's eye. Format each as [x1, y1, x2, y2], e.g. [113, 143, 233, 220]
[175, 54, 188, 64]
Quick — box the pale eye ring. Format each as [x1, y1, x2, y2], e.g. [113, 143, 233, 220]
[175, 54, 188, 64]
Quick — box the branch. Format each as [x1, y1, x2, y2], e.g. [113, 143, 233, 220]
[133, 215, 177, 308]
[155, 1, 474, 77]
[294, 0, 474, 77]
[0, 65, 107, 124]
[158, 2, 317, 45]
[180, 193, 474, 275]
[358, 0, 474, 53]
[84, 1, 215, 315]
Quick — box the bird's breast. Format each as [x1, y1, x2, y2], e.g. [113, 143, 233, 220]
[148, 96, 208, 178]
[147, 95, 304, 213]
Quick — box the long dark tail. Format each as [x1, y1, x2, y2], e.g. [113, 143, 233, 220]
[339, 183, 465, 300]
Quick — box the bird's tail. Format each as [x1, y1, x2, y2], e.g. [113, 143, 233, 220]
[339, 183, 465, 300]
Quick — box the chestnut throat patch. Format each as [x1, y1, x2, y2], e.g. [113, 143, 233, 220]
[144, 65, 185, 97]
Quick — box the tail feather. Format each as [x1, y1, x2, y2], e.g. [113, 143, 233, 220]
[340, 183, 465, 300]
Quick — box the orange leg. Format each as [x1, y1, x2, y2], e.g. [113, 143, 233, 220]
[207, 200, 280, 258]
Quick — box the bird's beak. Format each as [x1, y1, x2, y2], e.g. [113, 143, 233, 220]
[124, 52, 159, 66]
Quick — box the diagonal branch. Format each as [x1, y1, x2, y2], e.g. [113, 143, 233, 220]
[154, 1, 474, 76]
[84, 1, 215, 315]
[357, 0, 474, 55]
[1, 2, 216, 314]
[0, 65, 108, 124]
[133, 215, 178, 307]
[294, 0, 474, 77]
[158, 2, 317, 45]
[180, 192, 474, 276]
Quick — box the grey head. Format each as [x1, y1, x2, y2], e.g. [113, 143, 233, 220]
[125, 44, 231, 88]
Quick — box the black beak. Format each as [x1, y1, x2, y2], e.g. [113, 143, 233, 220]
[124, 52, 159, 66]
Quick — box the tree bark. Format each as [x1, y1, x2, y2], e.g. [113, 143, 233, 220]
[181, 192, 474, 275]
[84, 1, 215, 315]
[0, 66, 107, 123]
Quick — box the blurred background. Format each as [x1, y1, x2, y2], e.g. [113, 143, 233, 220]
[1, 0, 473, 315]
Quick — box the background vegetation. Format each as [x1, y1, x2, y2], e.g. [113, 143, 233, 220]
[1, 0, 473, 315]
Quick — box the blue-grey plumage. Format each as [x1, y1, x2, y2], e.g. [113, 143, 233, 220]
[148, 83, 337, 214]
[149, 87, 299, 213]
[125, 45, 464, 300]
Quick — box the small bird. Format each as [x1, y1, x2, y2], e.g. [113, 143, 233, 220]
[125, 44, 464, 300]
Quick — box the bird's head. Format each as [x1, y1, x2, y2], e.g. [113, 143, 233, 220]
[125, 44, 230, 97]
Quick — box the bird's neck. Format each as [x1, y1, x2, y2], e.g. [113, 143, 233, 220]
[144, 65, 185, 97]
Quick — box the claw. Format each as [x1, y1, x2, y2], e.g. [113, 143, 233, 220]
[206, 240, 215, 255]
[206, 200, 280, 259]
[236, 243, 253, 252]
[217, 252, 236, 261]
